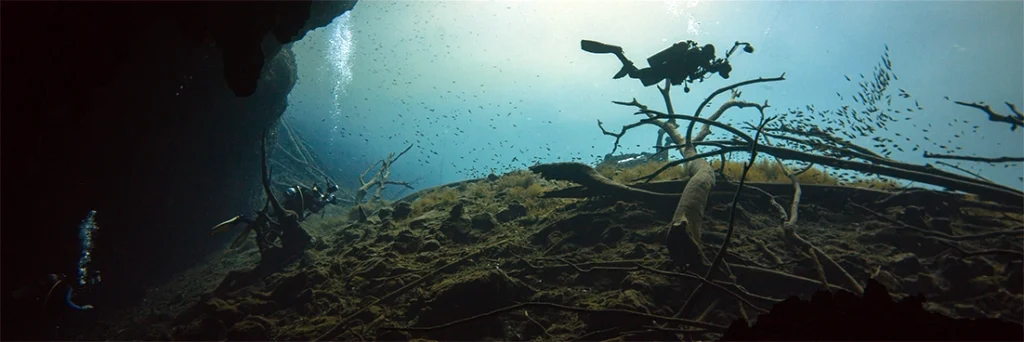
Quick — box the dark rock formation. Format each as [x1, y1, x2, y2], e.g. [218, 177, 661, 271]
[392, 201, 414, 220]
[378, 207, 394, 220]
[721, 278, 1024, 341]
[496, 200, 528, 222]
[1005, 260, 1023, 295]
[1, 2, 355, 340]
[471, 212, 498, 231]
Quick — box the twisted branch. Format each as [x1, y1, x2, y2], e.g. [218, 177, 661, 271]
[954, 100, 1023, 131]
[683, 74, 786, 146]
[354, 144, 415, 203]
[676, 114, 773, 318]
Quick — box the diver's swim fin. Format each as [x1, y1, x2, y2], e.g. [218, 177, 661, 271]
[613, 65, 631, 79]
[210, 215, 242, 236]
[582, 39, 639, 80]
[581, 40, 622, 54]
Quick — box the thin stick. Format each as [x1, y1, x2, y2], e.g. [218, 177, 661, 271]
[935, 161, 995, 183]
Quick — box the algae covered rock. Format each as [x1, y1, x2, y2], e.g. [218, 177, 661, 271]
[225, 318, 269, 340]
[496, 200, 528, 222]
[377, 207, 394, 220]
[392, 201, 413, 220]
[471, 212, 497, 231]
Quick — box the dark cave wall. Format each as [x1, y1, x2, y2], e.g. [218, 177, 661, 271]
[1, 2, 355, 337]
[76, 24, 299, 288]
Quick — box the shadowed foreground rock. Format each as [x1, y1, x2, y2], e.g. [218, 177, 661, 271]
[721, 278, 1024, 341]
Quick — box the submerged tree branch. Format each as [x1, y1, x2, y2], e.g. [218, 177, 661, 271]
[923, 152, 1024, 163]
[683, 74, 787, 146]
[355, 144, 415, 203]
[676, 114, 773, 318]
[934, 161, 995, 183]
[954, 100, 1024, 131]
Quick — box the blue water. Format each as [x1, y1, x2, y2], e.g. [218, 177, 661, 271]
[286, 1, 1022, 194]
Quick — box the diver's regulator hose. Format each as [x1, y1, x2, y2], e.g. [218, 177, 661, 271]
[65, 287, 94, 311]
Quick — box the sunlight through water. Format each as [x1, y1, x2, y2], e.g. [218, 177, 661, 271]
[328, 14, 355, 121]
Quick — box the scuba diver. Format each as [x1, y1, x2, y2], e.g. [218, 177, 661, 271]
[282, 181, 339, 220]
[7, 272, 98, 339]
[210, 179, 339, 250]
[210, 209, 278, 252]
[209, 130, 316, 268]
[580, 39, 754, 91]
[10, 273, 94, 311]
[8, 209, 105, 339]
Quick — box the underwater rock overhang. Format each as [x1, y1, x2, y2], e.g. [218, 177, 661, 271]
[0, 2, 358, 338]
[2, 1, 357, 97]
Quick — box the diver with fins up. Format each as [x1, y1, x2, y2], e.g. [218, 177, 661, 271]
[580, 39, 754, 91]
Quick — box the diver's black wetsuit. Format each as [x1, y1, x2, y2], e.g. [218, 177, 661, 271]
[283, 185, 318, 214]
[281, 184, 337, 220]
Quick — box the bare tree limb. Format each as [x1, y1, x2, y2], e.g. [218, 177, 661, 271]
[275, 141, 332, 182]
[695, 99, 770, 143]
[355, 144, 415, 203]
[633, 146, 748, 183]
[934, 239, 1024, 259]
[613, 135, 1024, 205]
[954, 100, 1024, 131]
[280, 119, 309, 164]
[934, 161, 994, 183]
[764, 123, 881, 158]
[923, 152, 1024, 163]
[757, 133, 864, 296]
[597, 118, 653, 155]
[750, 123, 1017, 195]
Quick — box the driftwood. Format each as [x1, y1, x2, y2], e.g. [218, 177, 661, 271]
[529, 163, 680, 209]
[676, 113, 774, 318]
[353, 144, 415, 204]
